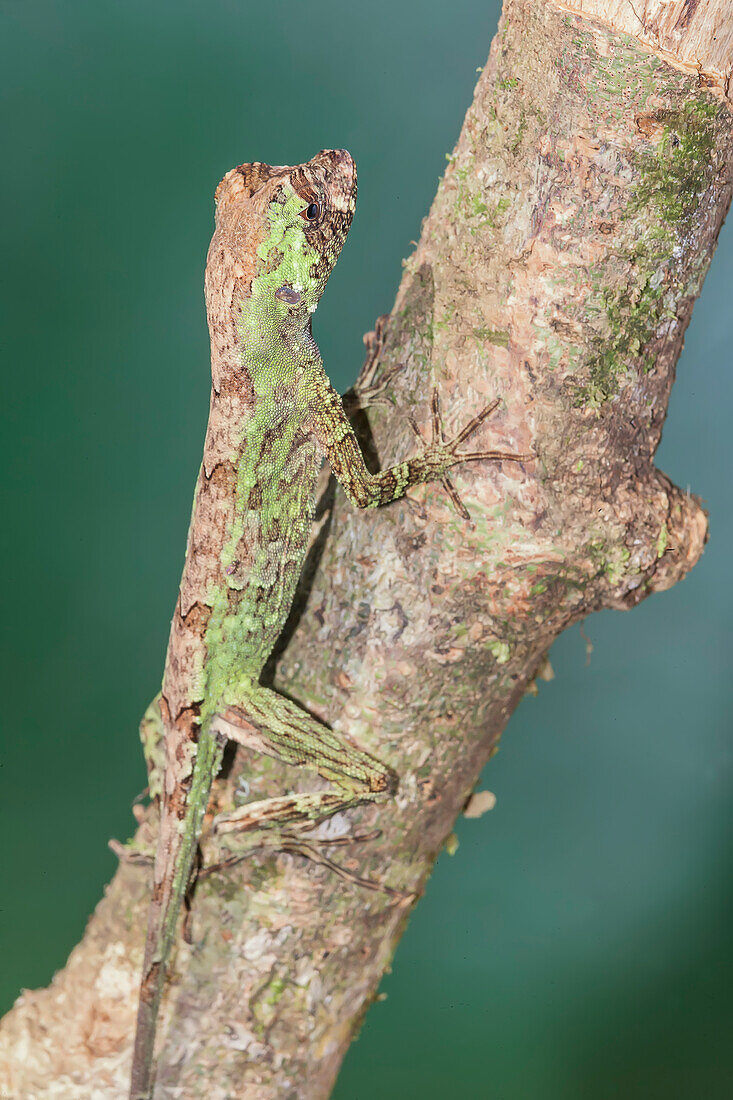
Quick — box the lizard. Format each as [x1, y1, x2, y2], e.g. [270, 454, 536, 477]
[129, 148, 531, 1098]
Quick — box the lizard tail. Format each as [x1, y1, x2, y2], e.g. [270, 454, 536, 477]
[130, 727, 223, 1099]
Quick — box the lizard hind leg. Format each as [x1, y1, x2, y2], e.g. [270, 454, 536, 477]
[210, 686, 395, 836]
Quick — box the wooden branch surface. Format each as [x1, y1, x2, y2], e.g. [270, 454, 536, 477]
[2, 1, 731, 1096]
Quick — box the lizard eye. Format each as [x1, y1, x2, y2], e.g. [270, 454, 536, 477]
[300, 201, 321, 222]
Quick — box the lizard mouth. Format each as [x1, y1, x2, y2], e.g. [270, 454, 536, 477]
[310, 148, 357, 215]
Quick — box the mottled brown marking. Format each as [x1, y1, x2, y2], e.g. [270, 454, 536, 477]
[140, 961, 161, 1000]
[247, 482, 263, 510]
[229, 162, 289, 198]
[675, 0, 700, 31]
[266, 515, 283, 542]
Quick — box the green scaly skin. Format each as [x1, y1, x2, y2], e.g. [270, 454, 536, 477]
[130, 149, 530, 1098]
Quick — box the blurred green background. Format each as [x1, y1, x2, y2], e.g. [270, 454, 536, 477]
[2, 2, 731, 1096]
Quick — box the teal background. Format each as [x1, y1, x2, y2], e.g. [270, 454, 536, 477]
[2, 2, 731, 1096]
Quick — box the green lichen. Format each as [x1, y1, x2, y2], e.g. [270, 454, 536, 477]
[432, 305, 456, 335]
[489, 640, 511, 665]
[510, 111, 527, 152]
[444, 832, 459, 856]
[586, 537, 632, 587]
[578, 260, 674, 407]
[604, 546, 631, 587]
[656, 523, 669, 559]
[264, 976, 286, 1006]
[473, 326, 510, 348]
[450, 158, 511, 235]
[560, 27, 724, 407]
[544, 330, 568, 373]
[573, 34, 666, 121]
[632, 101, 718, 226]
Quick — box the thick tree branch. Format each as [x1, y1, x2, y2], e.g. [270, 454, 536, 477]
[2, 1, 731, 1096]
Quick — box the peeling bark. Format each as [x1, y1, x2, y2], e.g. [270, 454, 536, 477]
[2, 1, 731, 1096]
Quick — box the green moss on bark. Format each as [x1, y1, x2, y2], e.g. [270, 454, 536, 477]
[576, 93, 725, 407]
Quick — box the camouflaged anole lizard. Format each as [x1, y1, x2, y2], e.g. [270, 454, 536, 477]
[129, 148, 530, 1098]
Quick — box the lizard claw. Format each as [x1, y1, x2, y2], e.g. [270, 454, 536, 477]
[440, 474, 471, 521]
[350, 314, 405, 409]
[351, 361, 404, 409]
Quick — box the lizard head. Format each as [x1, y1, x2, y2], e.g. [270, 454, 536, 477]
[213, 149, 356, 323]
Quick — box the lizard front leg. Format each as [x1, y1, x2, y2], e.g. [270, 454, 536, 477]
[311, 378, 532, 518]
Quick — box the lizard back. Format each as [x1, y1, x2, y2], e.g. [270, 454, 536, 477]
[160, 149, 356, 737]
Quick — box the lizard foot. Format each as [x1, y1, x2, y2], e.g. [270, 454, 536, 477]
[348, 314, 404, 409]
[202, 826, 414, 905]
[408, 388, 534, 521]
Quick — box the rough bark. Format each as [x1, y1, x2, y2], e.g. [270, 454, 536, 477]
[2, 1, 731, 1096]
